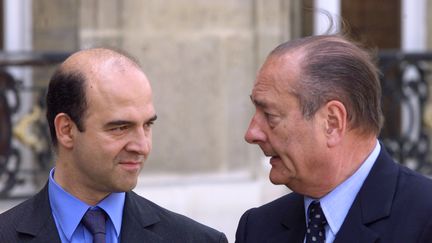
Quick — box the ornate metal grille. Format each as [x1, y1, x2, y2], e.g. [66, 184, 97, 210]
[378, 51, 432, 174]
[0, 52, 69, 198]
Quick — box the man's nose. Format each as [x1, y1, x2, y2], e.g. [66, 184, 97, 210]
[126, 128, 152, 155]
[244, 116, 267, 144]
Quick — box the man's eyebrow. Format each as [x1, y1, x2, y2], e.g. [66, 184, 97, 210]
[250, 95, 268, 109]
[104, 115, 157, 128]
[104, 120, 134, 127]
[147, 115, 157, 123]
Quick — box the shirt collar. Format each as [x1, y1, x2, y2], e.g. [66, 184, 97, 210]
[97, 188, 125, 236]
[304, 140, 381, 236]
[48, 168, 125, 240]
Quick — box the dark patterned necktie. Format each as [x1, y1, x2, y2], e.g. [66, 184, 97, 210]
[82, 209, 107, 243]
[305, 201, 327, 243]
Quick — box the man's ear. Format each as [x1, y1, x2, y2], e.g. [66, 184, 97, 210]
[54, 113, 76, 149]
[322, 100, 347, 147]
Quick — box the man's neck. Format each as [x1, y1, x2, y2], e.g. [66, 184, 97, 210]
[53, 165, 110, 206]
[300, 136, 378, 199]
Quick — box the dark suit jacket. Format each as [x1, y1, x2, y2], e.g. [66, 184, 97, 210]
[0, 185, 228, 243]
[235, 147, 432, 243]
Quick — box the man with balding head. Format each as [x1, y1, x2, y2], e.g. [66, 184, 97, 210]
[235, 35, 432, 243]
[0, 48, 227, 243]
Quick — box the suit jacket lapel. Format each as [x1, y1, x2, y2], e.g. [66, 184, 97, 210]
[333, 198, 380, 243]
[335, 147, 399, 243]
[120, 191, 163, 243]
[15, 183, 61, 243]
[268, 193, 306, 243]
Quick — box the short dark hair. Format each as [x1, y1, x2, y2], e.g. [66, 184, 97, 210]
[270, 34, 383, 135]
[46, 69, 87, 147]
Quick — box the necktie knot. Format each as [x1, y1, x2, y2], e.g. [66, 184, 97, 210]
[306, 201, 327, 243]
[82, 208, 107, 243]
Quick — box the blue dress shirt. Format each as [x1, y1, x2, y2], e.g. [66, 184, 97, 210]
[304, 141, 381, 243]
[48, 168, 125, 243]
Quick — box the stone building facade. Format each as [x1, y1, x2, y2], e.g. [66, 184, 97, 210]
[2, 1, 432, 241]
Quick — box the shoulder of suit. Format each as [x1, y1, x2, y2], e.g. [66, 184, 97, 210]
[251, 192, 301, 212]
[238, 192, 301, 224]
[0, 193, 37, 221]
[0, 192, 39, 239]
[397, 163, 432, 196]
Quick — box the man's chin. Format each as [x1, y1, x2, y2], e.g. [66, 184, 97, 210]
[269, 174, 286, 185]
[268, 170, 293, 186]
[113, 181, 138, 192]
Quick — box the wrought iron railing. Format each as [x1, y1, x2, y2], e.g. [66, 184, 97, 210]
[0, 52, 69, 198]
[378, 51, 432, 175]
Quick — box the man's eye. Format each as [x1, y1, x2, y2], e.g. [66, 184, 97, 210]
[110, 126, 129, 132]
[264, 113, 275, 121]
[264, 113, 279, 127]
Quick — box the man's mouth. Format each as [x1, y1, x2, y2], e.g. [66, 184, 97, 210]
[269, 156, 281, 165]
[119, 161, 141, 171]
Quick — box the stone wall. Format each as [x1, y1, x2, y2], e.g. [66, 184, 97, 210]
[32, 0, 78, 87]
[33, 0, 79, 51]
